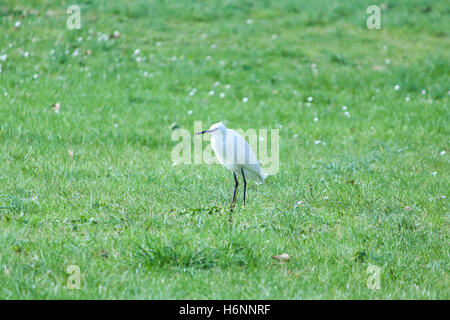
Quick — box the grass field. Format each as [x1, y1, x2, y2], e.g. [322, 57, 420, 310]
[0, 0, 449, 299]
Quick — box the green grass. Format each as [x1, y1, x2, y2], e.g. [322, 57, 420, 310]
[0, 0, 449, 299]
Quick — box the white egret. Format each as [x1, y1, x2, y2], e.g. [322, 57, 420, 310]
[195, 122, 267, 209]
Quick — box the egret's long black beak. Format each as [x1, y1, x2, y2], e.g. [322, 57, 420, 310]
[195, 130, 213, 135]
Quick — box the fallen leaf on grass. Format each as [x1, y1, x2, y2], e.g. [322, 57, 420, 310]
[271, 253, 290, 262]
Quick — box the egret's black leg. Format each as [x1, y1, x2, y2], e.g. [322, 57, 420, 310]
[232, 172, 239, 204]
[229, 172, 239, 229]
[241, 168, 247, 205]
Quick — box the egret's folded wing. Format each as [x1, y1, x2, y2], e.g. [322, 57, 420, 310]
[223, 129, 259, 165]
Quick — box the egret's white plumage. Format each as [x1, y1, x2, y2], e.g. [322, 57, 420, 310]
[207, 122, 267, 183]
[196, 122, 267, 207]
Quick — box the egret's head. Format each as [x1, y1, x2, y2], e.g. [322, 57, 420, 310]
[195, 122, 226, 135]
